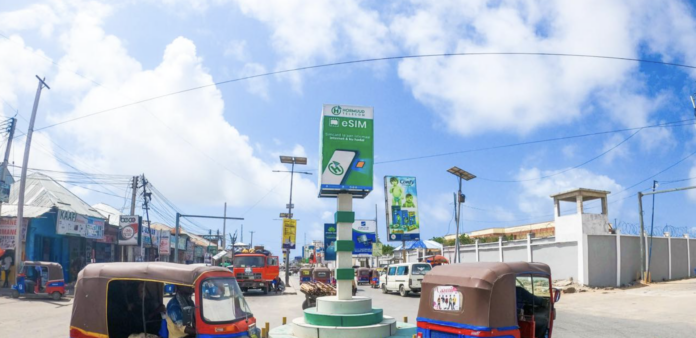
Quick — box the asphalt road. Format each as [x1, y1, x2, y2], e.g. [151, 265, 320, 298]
[1, 275, 694, 337]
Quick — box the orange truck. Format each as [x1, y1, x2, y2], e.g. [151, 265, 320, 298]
[231, 247, 280, 294]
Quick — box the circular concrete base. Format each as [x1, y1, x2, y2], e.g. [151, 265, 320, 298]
[304, 307, 383, 327]
[290, 316, 397, 338]
[316, 296, 373, 314]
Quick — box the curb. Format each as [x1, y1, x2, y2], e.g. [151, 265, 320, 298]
[283, 286, 298, 295]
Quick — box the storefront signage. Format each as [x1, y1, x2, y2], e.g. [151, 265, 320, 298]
[57, 209, 105, 239]
[194, 245, 204, 258]
[319, 104, 374, 198]
[185, 243, 194, 261]
[0, 217, 29, 250]
[159, 230, 171, 255]
[384, 176, 420, 241]
[323, 224, 337, 261]
[352, 220, 376, 256]
[177, 236, 187, 250]
[118, 215, 141, 246]
[282, 218, 297, 250]
[141, 222, 159, 248]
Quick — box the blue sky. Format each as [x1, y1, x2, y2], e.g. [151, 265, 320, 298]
[1, 0, 696, 256]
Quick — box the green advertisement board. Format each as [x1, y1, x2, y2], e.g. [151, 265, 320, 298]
[319, 104, 374, 198]
[384, 176, 420, 241]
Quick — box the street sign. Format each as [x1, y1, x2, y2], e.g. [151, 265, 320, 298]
[319, 104, 374, 198]
[286, 203, 294, 209]
[279, 213, 293, 218]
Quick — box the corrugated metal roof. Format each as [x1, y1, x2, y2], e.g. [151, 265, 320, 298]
[92, 203, 123, 225]
[0, 204, 52, 218]
[9, 173, 105, 219]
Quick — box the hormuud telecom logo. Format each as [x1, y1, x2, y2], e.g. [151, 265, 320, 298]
[331, 105, 366, 117]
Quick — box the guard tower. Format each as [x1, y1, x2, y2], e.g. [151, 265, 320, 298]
[551, 188, 610, 243]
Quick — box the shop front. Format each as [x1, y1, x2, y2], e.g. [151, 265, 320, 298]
[95, 224, 118, 263]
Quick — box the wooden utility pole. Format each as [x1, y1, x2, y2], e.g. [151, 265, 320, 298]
[15, 76, 49, 280]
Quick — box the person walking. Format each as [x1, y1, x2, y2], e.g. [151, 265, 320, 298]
[1, 254, 12, 288]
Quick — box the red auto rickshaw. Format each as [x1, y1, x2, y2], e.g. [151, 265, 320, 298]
[70, 262, 260, 338]
[11, 261, 65, 300]
[356, 267, 371, 285]
[312, 266, 331, 284]
[417, 262, 561, 338]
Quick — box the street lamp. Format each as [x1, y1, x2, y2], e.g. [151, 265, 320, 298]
[447, 166, 476, 264]
[274, 156, 311, 285]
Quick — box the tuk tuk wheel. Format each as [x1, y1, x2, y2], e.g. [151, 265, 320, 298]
[399, 285, 408, 297]
[10, 289, 19, 298]
[52, 292, 61, 301]
[302, 300, 309, 310]
[381, 284, 387, 294]
[263, 285, 269, 295]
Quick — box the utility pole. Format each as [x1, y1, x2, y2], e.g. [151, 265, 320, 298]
[174, 213, 243, 263]
[241, 224, 244, 244]
[648, 180, 658, 271]
[15, 76, 49, 280]
[222, 202, 227, 250]
[250, 231, 255, 248]
[0, 118, 16, 217]
[125, 176, 138, 262]
[141, 174, 152, 262]
[447, 166, 476, 264]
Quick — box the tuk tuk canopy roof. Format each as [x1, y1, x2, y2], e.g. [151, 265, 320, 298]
[22, 261, 63, 281]
[71, 262, 233, 336]
[417, 262, 551, 330]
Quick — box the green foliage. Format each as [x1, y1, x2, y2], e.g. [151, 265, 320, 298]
[382, 244, 395, 256]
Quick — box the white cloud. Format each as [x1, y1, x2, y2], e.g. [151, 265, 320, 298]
[0, 2, 62, 37]
[234, 0, 394, 89]
[516, 167, 624, 217]
[224, 40, 247, 61]
[238, 62, 270, 99]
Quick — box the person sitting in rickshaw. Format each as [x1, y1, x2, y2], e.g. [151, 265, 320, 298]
[166, 286, 196, 338]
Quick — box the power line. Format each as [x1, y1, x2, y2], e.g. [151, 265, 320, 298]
[477, 127, 643, 183]
[32, 52, 696, 132]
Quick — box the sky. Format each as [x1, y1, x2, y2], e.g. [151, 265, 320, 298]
[1, 0, 696, 257]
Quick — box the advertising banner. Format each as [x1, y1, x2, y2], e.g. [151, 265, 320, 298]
[178, 237, 187, 250]
[0, 218, 29, 250]
[372, 242, 383, 257]
[84, 217, 105, 239]
[141, 222, 159, 248]
[352, 220, 376, 256]
[118, 215, 141, 246]
[433, 285, 462, 311]
[57, 209, 105, 239]
[384, 176, 420, 241]
[282, 218, 297, 250]
[323, 223, 337, 261]
[185, 244, 194, 262]
[319, 104, 374, 198]
[159, 230, 171, 255]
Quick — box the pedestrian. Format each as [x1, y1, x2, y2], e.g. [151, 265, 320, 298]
[1, 254, 12, 288]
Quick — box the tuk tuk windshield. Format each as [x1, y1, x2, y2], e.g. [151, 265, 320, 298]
[200, 277, 253, 323]
[411, 264, 431, 275]
[234, 256, 265, 268]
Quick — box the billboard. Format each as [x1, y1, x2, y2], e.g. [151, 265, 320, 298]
[384, 176, 420, 241]
[57, 209, 105, 239]
[282, 218, 297, 250]
[0, 218, 29, 250]
[319, 104, 374, 198]
[159, 230, 171, 255]
[352, 220, 376, 256]
[118, 215, 141, 246]
[324, 224, 337, 261]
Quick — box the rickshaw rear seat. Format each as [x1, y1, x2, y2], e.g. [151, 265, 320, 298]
[519, 315, 535, 338]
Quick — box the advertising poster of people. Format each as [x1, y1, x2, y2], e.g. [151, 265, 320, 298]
[0, 218, 29, 250]
[324, 224, 337, 261]
[384, 176, 420, 241]
[159, 230, 171, 255]
[282, 218, 297, 250]
[433, 285, 462, 311]
[352, 220, 376, 256]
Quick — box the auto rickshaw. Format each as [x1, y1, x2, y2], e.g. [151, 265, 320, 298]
[356, 267, 371, 285]
[299, 267, 313, 284]
[369, 269, 380, 289]
[417, 262, 561, 338]
[312, 266, 331, 284]
[69, 262, 260, 338]
[11, 261, 65, 300]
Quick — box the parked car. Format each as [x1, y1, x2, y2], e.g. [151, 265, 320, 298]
[380, 262, 432, 296]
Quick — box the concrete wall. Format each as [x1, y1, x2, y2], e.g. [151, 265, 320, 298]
[649, 238, 669, 282]
[671, 238, 689, 280]
[587, 235, 617, 287]
[532, 241, 578, 281]
[503, 246, 528, 263]
[479, 248, 499, 262]
[620, 236, 641, 285]
[691, 239, 696, 278]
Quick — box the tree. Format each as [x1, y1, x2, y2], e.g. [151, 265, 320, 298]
[382, 244, 395, 256]
[459, 234, 475, 245]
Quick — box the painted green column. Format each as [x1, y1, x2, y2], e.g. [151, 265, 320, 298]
[336, 193, 353, 300]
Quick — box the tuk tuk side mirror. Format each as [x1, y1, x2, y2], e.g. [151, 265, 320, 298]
[553, 288, 561, 303]
[182, 306, 194, 326]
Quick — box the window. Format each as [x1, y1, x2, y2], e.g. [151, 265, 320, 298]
[200, 278, 253, 324]
[233, 256, 265, 268]
[316, 271, 328, 278]
[412, 264, 431, 275]
[388, 267, 396, 276]
[397, 266, 407, 275]
[267, 257, 278, 266]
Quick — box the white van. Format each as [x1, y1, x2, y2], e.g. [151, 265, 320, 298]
[380, 262, 432, 296]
